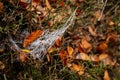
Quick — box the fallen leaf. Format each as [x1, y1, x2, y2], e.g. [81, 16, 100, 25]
[68, 63, 84, 75]
[109, 21, 115, 26]
[99, 53, 108, 61]
[96, 42, 108, 53]
[0, 61, 5, 70]
[94, 10, 101, 19]
[59, 50, 68, 65]
[20, 52, 28, 62]
[104, 70, 110, 80]
[80, 38, 92, 53]
[67, 46, 74, 58]
[21, 49, 30, 53]
[45, 0, 51, 10]
[23, 30, 42, 47]
[48, 47, 54, 53]
[75, 53, 90, 60]
[88, 26, 96, 36]
[90, 55, 100, 62]
[55, 37, 62, 47]
[0, 48, 3, 53]
[106, 32, 118, 44]
[0, 2, 3, 12]
[60, 1, 65, 6]
[47, 54, 50, 62]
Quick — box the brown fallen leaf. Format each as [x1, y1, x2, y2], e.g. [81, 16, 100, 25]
[59, 50, 68, 65]
[20, 52, 28, 62]
[109, 21, 115, 26]
[75, 53, 90, 60]
[0, 61, 5, 70]
[67, 46, 74, 58]
[99, 53, 109, 61]
[104, 70, 110, 80]
[55, 37, 62, 47]
[23, 30, 42, 47]
[47, 54, 50, 62]
[0, 48, 3, 53]
[88, 26, 96, 36]
[45, 0, 51, 10]
[96, 42, 108, 53]
[0, 2, 3, 12]
[80, 38, 92, 53]
[68, 63, 84, 75]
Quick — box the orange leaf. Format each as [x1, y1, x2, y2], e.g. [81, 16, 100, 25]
[80, 38, 92, 53]
[60, 1, 65, 6]
[20, 52, 28, 62]
[59, 50, 68, 65]
[67, 46, 74, 58]
[45, 0, 51, 10]
[55, 37, 62, 47]
[104, 70, 110, 80]
[23, 30, 42, 47]
[96, 42, 108, 53]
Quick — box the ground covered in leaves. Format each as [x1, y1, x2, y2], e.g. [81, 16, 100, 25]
[0, 0, 120, 80]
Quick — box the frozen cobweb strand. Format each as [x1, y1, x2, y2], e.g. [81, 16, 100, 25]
[28, 7, 78, 60]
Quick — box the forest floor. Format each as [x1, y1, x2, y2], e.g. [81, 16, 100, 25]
[0, 0, 120, 80]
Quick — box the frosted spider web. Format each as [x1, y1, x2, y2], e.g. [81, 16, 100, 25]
[9, 7, 78, 60]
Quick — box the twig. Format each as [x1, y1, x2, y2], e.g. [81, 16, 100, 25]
[98, 0, 108, 21]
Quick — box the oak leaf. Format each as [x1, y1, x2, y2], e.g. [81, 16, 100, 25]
[23, 30, 42, 47]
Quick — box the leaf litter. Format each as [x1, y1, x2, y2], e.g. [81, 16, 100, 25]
[0, 0, 120, 79]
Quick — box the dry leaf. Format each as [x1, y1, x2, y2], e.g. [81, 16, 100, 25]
[0, 2, 3, 12]
[0, 48, 3, 53]
[96, 42, 108, 53]
[104, 70, 110, 80]
[59, 50, 68, 65]
[94, 10, 101, 19]
[88, 26, 96, 36]
[80, 38, 92, 53]
[75, 53, 90, 60]
[99, 53, 108, 61]
[106, 33, 118, 43]
[0, 61, 5, 70]
[90, 55, 100, 62]
[48, 47, 54, 53]
[20, 52, 28, 62]
[60, 1, 65, 6]
[67, 46, 74, 58]
[109, 21, 115, 26]
[23, 30, 42, 47]
[45, 0, 51, 10]
[55, 37, 62, 47]
[47, 54, 50, 62]
[68, 63, 84, 75]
